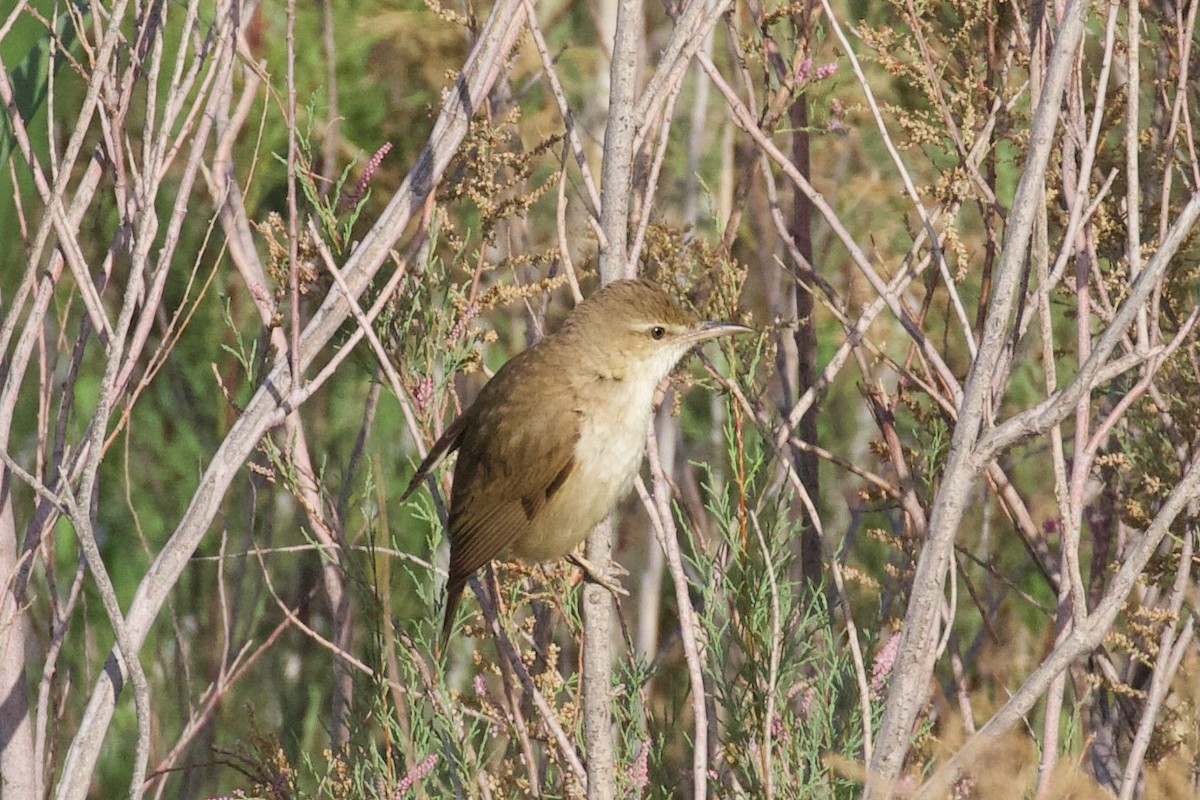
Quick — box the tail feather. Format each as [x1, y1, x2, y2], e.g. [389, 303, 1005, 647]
[401, 412, 469, 502]
[440, 576, 468, 647]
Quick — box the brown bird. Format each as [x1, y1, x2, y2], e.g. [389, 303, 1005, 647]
[401, 279, 751, 642]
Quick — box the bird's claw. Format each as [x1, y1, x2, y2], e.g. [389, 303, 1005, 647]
[568, 554, 630, 597]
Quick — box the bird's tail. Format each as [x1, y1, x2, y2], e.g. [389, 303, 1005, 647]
[440, 577, 468, 648]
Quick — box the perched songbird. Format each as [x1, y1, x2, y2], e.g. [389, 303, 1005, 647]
[402, 279, 751, 641]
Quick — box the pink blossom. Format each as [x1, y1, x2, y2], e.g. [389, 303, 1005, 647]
[450, 303, 479, 341]
[395, 752, 438, 795]
[414, 375, 434, 412]
[629, 739, 650, 792]
[342, 142, 393, 210]
[814, 61, 838, 81]
[795, 57, 812, 82]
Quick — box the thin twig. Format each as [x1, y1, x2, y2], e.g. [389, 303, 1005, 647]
[635, 466, 710, 800]
[749, 511, 781, 799]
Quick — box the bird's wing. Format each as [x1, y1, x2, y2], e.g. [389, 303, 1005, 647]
[445, 358, 580, 586]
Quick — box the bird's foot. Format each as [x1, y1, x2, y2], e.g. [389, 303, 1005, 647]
[567, 554, 629, 597]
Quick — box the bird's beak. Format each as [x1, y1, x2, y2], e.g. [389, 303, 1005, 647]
[684, 320, 754, 344]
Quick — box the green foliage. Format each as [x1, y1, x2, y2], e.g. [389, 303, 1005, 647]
[8, 0, 1200, 795]
[684, 407, 870, 797]
[0, 3, 83, 167]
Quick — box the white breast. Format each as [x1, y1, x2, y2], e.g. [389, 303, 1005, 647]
[512, 370, 660, 562]
[572, 392, 651, 504]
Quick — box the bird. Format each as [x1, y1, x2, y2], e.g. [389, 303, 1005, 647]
[400, 278, 751, 642]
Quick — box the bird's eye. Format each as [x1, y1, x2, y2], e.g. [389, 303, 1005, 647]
[650, 326, 666, 340]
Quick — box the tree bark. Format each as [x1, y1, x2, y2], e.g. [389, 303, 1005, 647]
[585, 0, 642, 796]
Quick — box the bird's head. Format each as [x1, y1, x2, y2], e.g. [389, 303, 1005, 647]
[561, 279, 752, 383]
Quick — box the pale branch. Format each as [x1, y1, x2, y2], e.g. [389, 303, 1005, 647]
[1117, 528, 1195, 800]
[866, 0, 1093, 786]
[917, 459, 1200, 798]
[585, 0, 642, 793]
[977, 191, 1200, 462]
[632, 0, 733, 159]
[51, 2, 529, 795]
[640, 421, 710, 800]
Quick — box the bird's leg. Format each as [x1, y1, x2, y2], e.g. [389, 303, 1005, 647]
[567, 553, 629, 597]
